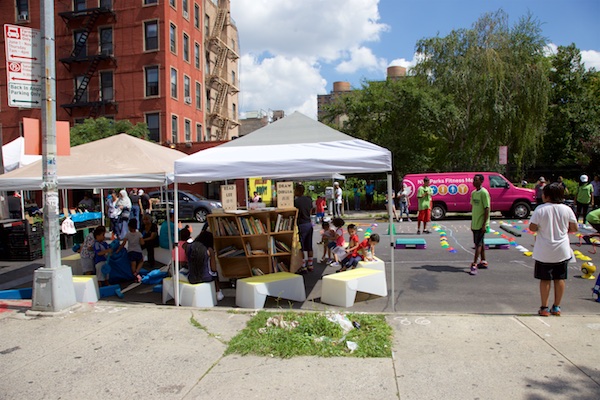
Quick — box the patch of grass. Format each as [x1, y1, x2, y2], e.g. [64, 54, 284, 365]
[225, 311, 392, 358]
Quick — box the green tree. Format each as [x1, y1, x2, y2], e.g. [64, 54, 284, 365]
[413, 10, 550, 177]
[543, 44, 600, 170]
[322, 76, 457, 176]
[70, 117, 149, 146]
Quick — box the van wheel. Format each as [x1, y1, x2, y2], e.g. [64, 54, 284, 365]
[512, 202, 530, 219]
[431, 204, 446, 220]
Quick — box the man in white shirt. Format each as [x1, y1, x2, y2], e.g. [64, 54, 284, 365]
[333, 182, 343, 217]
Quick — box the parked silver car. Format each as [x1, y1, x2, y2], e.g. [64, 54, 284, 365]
[148, 190, 222, 222]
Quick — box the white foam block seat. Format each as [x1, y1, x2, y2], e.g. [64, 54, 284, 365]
[162, 277, 216, 308]
[72, 275, 99, 303]
[235, 272, 306, 309]
[62, 253, 82, 275]
[154, 247, 172, 265]
[321, 268, 387, 307]
[356, 257, 385, 272]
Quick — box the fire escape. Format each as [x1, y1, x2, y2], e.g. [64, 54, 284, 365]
[207, 7, 239, 141]
[58, 6, 117, 118]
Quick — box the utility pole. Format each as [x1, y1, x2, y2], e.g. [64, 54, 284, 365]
[30, 0, 76, 312]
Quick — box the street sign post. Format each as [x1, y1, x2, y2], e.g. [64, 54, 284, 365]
[4, 24, 42, 108]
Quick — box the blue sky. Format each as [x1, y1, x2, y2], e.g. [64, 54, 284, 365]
[230, 0, 600, 119]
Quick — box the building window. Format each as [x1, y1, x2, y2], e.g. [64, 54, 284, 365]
[144, 21, 158, 51]
[100, 0, 112, 8]
[196, 123, 203, 141]
[232, 103, 236, 120]
[184, 119, 191, 142]
[99, 27, 113, 55]
[194, 42, 200, 69]
[170, 23, 176, 54]
[146, 113, 160, 142]
[74, 0, 86, 11]
[194, 3, 200, 28]
[231, 70, 236, 85]
[184, 75, 191, 100]
[145, 66, 159, 97]
[100, 71, 114, 101]
[75, 75, 88, 102]
[169, 0, 175, 7]
[74, 118, 85, 125]
[231, 38, 235, 52]
[204, 14, 210, 36]
[74, 30, 87, 57]
[183, 33, 189, 62]
[206, 127, 211, 141]
[170, 68, 177, 98]
[144, 0, 158, 4]
[16, 0, 29, 20]
[206, 89, 211, 112]
[183, 0, 189, 15]
[195, 81, 201, 109]
[205, 51, 210, 74]
[171, 115, 178, 143]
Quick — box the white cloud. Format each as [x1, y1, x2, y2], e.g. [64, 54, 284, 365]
[336, 46, 388, 74]
[581, 49, 600, 70]
[237, 54, 327, 119]
[230, 0, 388, 115]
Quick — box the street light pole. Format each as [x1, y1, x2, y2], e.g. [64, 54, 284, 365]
[31, 0, 76, 312]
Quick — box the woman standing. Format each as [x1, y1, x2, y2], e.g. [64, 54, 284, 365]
[576, 174, 594, 224]
[529, 183, 578, 316]
[115, 189, 132, 240]
[106, 190, 119, 239]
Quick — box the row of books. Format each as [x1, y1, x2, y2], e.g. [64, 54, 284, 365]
[217, 245, 245, 258]
[272, 214, 295, 232]
[239, 216, 267, 236]
[214, 217, 240, 237]
[244, 242, 267, 256]
[272, 257, 289, 273]
[271, 237, 291, 253]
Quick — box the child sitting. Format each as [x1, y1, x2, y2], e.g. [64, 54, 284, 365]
[117, 219, 145, 283]
[337, 233, 380, 272]
[93, 226, 112, 286]
[318, 221, 336, 263]
[336, 224, 360, 272]
[328, 217, 346, 268]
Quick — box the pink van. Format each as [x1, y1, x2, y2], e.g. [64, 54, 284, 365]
[403, 172, 536, 220]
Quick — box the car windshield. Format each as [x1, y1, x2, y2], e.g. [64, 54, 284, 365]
[181, 192, 207, 201]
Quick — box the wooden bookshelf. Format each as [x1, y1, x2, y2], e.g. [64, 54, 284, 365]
[207, 208, 300, 279]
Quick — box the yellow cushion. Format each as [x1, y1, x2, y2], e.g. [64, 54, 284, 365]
[239, 272, 298, 284]
[324, 268, 379, 282]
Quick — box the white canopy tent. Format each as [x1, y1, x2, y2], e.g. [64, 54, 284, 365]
[1, 137, 42, 173]
[173, 111, 397, 310]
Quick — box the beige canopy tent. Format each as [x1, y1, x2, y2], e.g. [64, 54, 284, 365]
[0, 134, 187, 190]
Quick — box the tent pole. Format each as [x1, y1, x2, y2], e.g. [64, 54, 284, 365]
[100, 189, 105, 226]
[171, 182, 179, 306]
[387, 173, 395, 312]
[244, 178, 249, 208]
[19, 190, 25, 220]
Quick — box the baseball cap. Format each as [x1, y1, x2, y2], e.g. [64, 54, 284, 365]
[538, 177, 546, 183]
[581, 174, 589, 183]
[138, 189, 144, 195]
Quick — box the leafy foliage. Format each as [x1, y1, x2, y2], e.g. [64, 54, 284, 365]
[70, 117, 149, 146]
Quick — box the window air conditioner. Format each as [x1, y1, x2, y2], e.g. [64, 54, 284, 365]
[18, 12, 28, 21]
[184, 96, 192, 104]
[183, 11, 189, 19]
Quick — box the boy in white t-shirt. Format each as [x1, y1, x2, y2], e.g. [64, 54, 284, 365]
[117, 219, 145, 283]
[529, 183, 578, 317]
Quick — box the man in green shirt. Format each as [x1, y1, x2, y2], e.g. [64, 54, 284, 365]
[416, 177, 433, 234]
[470, 174, 491, 276]
[583, 208, 600, 243]
[576, 174, 594, 224]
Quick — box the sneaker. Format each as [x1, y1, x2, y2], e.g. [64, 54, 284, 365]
[307, 264, 314, 272]
[550, 305, 561, 316]
[216, 291, 225, 301]
[477, 261, 488, 269]
[296, 267, 308, 275]
[538, 307, 550, 317]
[399, 218, 403, 222]
[423, 230, 431, 234]
[330, 262, 341, 268]
[469, 265, 478, 275]
[417, 230, 421, 235]
[408, 218, 412, 222]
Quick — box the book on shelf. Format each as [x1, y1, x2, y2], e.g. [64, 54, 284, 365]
[274, 214, 282, 232]
[218, 245, 237, 255]
[272, 257, 289, 273]
[252, 267, 264, 276]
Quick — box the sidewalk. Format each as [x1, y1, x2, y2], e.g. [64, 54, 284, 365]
[1, 301, 598, 399]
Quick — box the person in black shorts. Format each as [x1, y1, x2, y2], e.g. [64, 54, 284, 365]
[294, 184, 314, 274]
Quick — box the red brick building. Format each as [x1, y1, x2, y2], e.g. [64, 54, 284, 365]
[0, 0, 239, 147]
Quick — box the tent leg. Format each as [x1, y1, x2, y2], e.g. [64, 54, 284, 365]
[173, 182, 180, 307]
[387, 173, 395, 312]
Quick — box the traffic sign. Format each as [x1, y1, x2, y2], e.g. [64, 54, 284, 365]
[4, 24, 42, 108]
